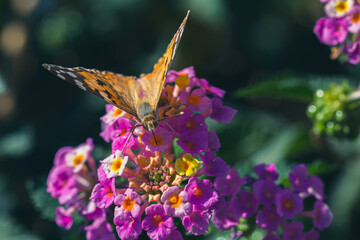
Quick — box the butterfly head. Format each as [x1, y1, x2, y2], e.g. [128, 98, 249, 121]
[138, 102, 158, 132]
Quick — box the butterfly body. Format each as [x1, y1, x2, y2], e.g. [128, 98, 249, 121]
[43, 11, 189, 135]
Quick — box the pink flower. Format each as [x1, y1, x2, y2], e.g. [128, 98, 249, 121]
[314, 17, 348, 46]
[115, 218, 142, 240]
[182, 205, 210, 235]
[85, 217, 116, 240]
[161, 186, 192, 217]
[55, 207, 74, 230]
[344, 39, 360, 64]
[180, 89, 211, 113]
[89, 167, 116, 208]
[142, 204, 174, 240]
[185, 177, 219, 210]
[114, 189, 142, 222]
[347, 6, 360, 33]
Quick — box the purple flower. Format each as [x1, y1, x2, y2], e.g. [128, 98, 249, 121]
[253, 179, 278, 205]
[289, 164, 309, 192]
[305, 229, 319, 240]
[166, 66, 196, 85]
[116, 218, 142, 240]
[180, 89, 211, 113]
[177, 132, 208, 155]
[196, 78, 226, 98]
[207, 130, 220, 152]
[85, 217, 116, 240]
[314, 17, 348, 46]
[114, 189, 142, 222]
[161, 186, 192, 218]
[90, 167, 116, 208]
[210, 98, 237, 124]
[55, 207, 74, 230]
[201, 152, 229, 178]
[275, 189, 303, 219]
[214, 169, 243, 196]
[80, 200, 105, 220]
[283, 221, 305, 240]
[177, 111, 207, 136]
[185, 177, 219, 210]
[344, 40, 360, 65]
[142, 204, 174, 240]
[212, 201, 240, 231]
[253, 163, 279, 181]
[256, 205, 283, 231]
[313, 200, 333, 230]
[307, 175, 325, 200]
[141, 126, 172, 152]
[231, 190, 259, 218]
[263, 233, 281, 240]
[182, 205, 210, 235]
[46, 166, 78, 204]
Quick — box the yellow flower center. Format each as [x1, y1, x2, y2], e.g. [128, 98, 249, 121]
[352, 13, 360, 23]
[122, 197, 135, 211]
[335, 1, 348, 13]
[73, 154, 84, 166]
[283, 199, 294, 210]
[113, 108, 123, 117]
[187, 95, 201, 106]
[111, 158, 123, 172]
[175, 74, 190, 89]
[150, 135, 164, 146]
[185, 120, 197, 130]
[169, 194, 182, 208]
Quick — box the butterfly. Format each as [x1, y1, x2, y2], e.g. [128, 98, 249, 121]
[43, 11, 189, 135]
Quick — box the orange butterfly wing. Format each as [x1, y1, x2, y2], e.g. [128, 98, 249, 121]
[138, 11, 189, 112]
[42, 64, 140, 118]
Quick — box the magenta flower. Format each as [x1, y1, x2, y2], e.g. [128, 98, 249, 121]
[275, 189, 303, 218]
[80, 200, 105, 220]
[182, 205, 210, 235]
[166, 66, 196, 84]
[85, 217, 116, 240]
[90, 167, 116, 208]
[256, 205, 283, 231]
[283, 221, 305, 240]
[313, 200, 333, 230]
[210, 98, 237, 124]
[289, 164, 309, 192]
[114, 189, 142, 222]
[201, 152, 229, 178]
[214, 169, 243, 196]
[115, 218, 142, 240]
[180, 89, 211, 113]
[232, 190, 259, 218]
[253, 163, 279, 181]
[141, 126, 172, 152]
[55, 207, 74, 230]
[46, 166, 78, 204]
[314, 17, 348, 46]
[253, 179, 278, 205]
[142, 204, 174, 240]
[161, 186, 192, 218]
[344, 40, 360, 65]
[185, 177, 219, 210]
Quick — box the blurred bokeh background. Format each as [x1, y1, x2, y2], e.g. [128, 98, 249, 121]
[1, 0, 359, 239]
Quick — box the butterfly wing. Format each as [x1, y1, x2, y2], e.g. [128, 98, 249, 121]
[42, 64, 140, 118]
[138, 10, 190, 112]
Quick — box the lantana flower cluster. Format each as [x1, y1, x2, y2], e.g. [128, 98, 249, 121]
[314, 0, 360, 64]
[46, 67, 332, 240]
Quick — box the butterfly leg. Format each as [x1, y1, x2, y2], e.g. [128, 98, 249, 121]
[120, 124, 142, 156]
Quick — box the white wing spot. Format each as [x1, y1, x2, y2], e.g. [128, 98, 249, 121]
[57, 74, 65, 80]
[100, 91, 109, 100]
[74, 80, 86, 91]
[67, 72, 77, 78]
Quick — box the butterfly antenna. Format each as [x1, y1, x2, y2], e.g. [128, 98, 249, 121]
[152, 130, 158, 146]
[161, 119, 183, 141]
[120, 124, 141, 156]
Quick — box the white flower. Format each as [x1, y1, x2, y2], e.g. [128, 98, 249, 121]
[101, 150, 128, 178]
[65, 142, 92, 172]
[325, 0, 353, 18]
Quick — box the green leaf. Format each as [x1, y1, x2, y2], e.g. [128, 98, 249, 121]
[173, 138, 183, 159]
